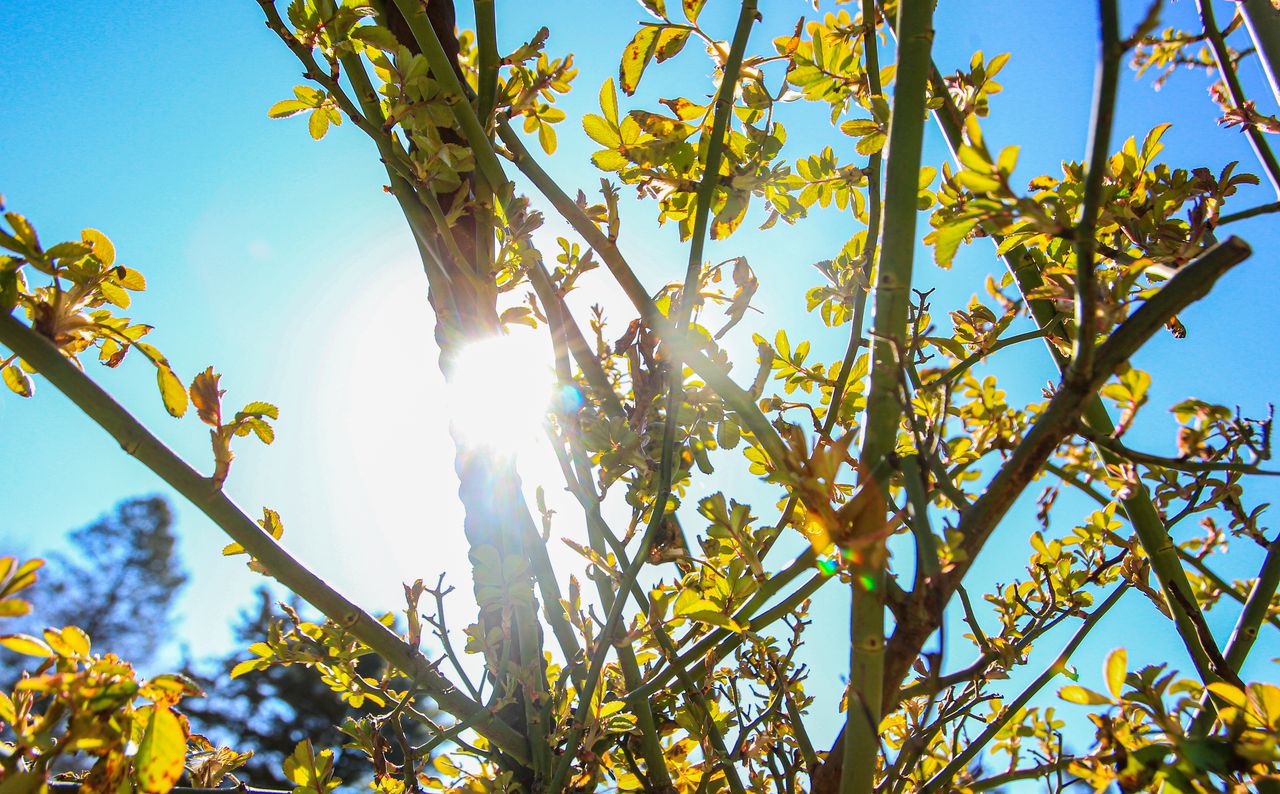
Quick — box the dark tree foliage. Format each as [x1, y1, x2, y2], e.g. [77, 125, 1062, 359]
[183, 588, 432, 790]
[0, 496, 186, 680]
[184, 589, 361, 788]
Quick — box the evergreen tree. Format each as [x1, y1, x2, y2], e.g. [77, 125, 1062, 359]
[0, 495, 186, 682]
[184, 588, 428, 790]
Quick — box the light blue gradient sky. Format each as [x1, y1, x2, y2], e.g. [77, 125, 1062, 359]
[2, 0, 1278, 762]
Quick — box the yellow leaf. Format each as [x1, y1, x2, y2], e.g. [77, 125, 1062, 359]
[433, 756, 460, 777]
[619, 26, 660, 96]
[230, 659, 264, 678]
[134, 706, 187, 794]
[309, 109, 330, 140]
[1058, 684, 1111, 706]
[1103, 648, 1126, 698]
[157, 365, 188, 418]
[1207, 682, 1248, 708]
[3, 365, 33, 398]
[955, 170, 1002, 194]
[0, 633, 52, 658]
[81, 228, 116, 268]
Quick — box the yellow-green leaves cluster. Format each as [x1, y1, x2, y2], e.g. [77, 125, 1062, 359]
[269, 85, 343, 140]
[0, 584, 240, 794]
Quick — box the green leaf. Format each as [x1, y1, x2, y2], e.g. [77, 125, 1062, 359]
[583, 114, 621, 148]
[957, 144, 990, 174]
[349, 25, 400, 52]
[134, 706, 187, 794]
[926, 217, 978, 268]
[4, 213, 39, 251]
[655, 27, 690, 63]
[537, 121, 557, 154]
[683, 0, 707, 23]
[3, 365, 33, 398]
[599, 78, 619, 126]
[117, 267, 146, 291]
[240, 401, 280, 420]
[99, 280, 130, 308]
[955, 170, 1002, 194]
[717, 419, 741, 450]
[1104, 647, 1127, 698]
[157, 365, 188, 418]
[638, 0, 665, 18]
[995, 145, 1019, 177]
[1058, 684, 1111, 706]
[619, 26, 661, 96]
[854, 132, 886, 156]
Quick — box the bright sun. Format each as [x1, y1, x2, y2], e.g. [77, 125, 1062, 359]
[446, 332, 556, 454]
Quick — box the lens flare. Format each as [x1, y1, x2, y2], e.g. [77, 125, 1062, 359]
[446, 333, 553, 455]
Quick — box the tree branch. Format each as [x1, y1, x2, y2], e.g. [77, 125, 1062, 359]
[0, 313, 529, 763]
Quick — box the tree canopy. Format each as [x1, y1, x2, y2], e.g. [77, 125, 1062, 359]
[1, 1, 1279, 792]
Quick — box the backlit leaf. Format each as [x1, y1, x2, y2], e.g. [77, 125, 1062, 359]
[1058, 685, 1111, 706]
[620, 26, 661, 96]
[81, 228, 115, 267]
[189, 367, 224, 427]
[0, 633, 51, 657]
[134, 706, 186, 794]
[3, 365, 33, 398]
[1104, 647, 1127, 698]
[157, 365, 188, 418]
[309, 109, 331, 140]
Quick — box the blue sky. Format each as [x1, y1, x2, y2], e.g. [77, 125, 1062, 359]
[2, 0, 1278, 766]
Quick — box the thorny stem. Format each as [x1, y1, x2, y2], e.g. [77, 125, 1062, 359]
[543, 296, 675, 791]
[1239, 0, 1280, 110]
[917, 582, 1129, 793]
[920, 50, 1234, 691]
[843, 1, 934, 791]
[548, 5, 758, 792]
[1069, 0, 1121, 382]
[1198, 0, 1280, 199]
[496, 124, 789, 469]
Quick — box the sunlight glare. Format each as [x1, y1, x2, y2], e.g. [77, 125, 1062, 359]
[446, 332, 555, 455]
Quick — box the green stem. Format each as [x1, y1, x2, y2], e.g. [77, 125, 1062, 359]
[0, 313, 529, 763]
[1223, 532, 1280, 669]
[843, 2, 934, 791]
[918, 56, 1235, 692]
[473, 0, 499, 122]
[884, 237, 1250, 710]
[818, 0, 883, 447]
[543, 295, 674, 791]
[388, 0, 509, 192]
[1240, 0, 1280, 109]
[917, 582, 1129, 793]
[1198, 0, 1280, 199]
[496, 124, 789, 470]
[1191, 531, 1280, 734]
[1070, 0, 1121, 382]
[547, 7, 758, 790]
[1219, 200, 1280, 224]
